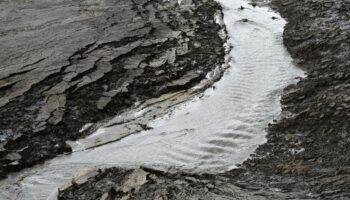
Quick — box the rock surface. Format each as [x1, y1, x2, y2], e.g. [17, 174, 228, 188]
[0, 0, 225, 178]
[241, 0, 350, 198]
[58, 167, 296, 200]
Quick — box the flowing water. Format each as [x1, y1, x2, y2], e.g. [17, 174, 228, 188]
[0, 0, 304, 199]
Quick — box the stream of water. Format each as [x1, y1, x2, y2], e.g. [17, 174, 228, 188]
[0, 0, 304, 199]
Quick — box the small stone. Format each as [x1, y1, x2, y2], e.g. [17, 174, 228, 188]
[298, 96, 305, 100]
[100, 193, 109, 200]
[97, 96, 112, 110]
[72, 167, 98, 186]
[7, 161, 22, 171]
[58, 182, 73, 192]
[0, 129, 14, 142]
[193, 42, 201, 48]
[329, 102, 336, 108]
[206, 183, 214, 189]
[174, 180, 188, 185]
[344, 96, 350, 102]
[184, 176, 199, 183]
[5, 152, 22, 161]
[9, 161, 20, 166]
[341, 103, 350, 109]
[114, 169, 148, 193]
[155, 70, 165, 76]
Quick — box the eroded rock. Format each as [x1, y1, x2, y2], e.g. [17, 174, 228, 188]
[0, 0, 226, 177]
[58, 167, 292, 200]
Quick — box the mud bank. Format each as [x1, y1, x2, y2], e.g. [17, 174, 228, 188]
[0, 0, 226, 178]
[58, 0, 350, 199]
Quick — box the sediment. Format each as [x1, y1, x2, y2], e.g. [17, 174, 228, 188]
[0, 0, 225, 178]
[58, 0, 350, 199]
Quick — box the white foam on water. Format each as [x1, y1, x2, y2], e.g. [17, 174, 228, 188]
[0, 0, 304, 199]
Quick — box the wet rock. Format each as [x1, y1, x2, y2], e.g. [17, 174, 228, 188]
[58, 167, 293, 200]
[59, 182, 73, 193]
[0, 129, 13, 142]
[100, 193, 110, 200]
[0, 0, 226, 176]
[113, 169, 148, 194]
[236, 0, 350, 198]
[7, 161, 21, 172]
[72, 167, 99, 186]
[4, 153, 21, 162]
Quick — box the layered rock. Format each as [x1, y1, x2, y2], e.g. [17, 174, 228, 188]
[58, 167, 293, 200]
[0, 0, 225, 178]
[241, 0, 350, 198]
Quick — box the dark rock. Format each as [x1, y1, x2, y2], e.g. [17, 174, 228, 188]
[237, 0, 350, 198]
[58, 167, 292, 200]
[0, 0, 226, 177]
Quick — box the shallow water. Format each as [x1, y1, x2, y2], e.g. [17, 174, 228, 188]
[0, 0, 304, 199]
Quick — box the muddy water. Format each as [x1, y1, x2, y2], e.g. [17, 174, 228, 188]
[0, 0, 304, 199]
